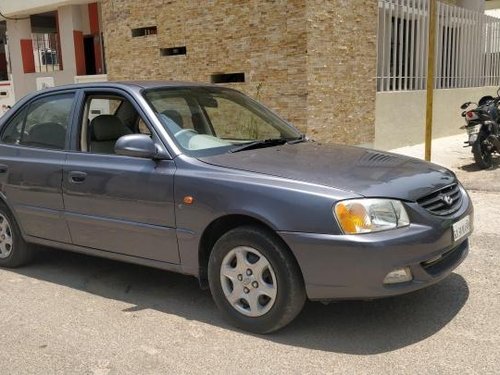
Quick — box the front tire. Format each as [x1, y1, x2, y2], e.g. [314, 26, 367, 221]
[472, 133, 493, 169]
[0, 203, 33, 268]
[208, 226, 306, 334]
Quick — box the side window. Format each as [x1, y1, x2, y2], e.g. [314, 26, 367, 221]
[204, 97, 280, 140]
[1, 93, 74, 150]
[1, 107, 28, 145]
[138, 119, 151, 135]
[88, 98, 123, 121]
[149, 96, 194, 130]
[82, 94, 153, 154]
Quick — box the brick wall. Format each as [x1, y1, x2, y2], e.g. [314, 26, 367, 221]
[101, 0, 377, 145]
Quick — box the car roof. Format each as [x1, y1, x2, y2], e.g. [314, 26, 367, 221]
[10, 81, 229, 110]
[1, 81, 229, 127]
[36, 80, 219, 93]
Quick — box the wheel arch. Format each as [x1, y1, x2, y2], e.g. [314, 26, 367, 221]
[0, 192, 25, 237]
[197, 214, 303, 288]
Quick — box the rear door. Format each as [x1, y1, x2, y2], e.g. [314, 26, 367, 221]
[0, 91, 76, 242]
[62, 89, 179, 264]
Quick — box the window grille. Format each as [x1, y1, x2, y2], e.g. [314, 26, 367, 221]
[31, 33, 62, 73]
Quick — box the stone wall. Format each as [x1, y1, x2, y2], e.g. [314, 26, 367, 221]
[306, 0, 377, 145]
[101, 0, 377, 145]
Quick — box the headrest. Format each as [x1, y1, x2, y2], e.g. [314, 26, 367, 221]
[90, 115, 131, 141]
[162, 110, 184, 127]
[27, 122, 66, 149]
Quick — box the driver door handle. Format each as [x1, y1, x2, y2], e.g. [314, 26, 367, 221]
[69, 171, 87, 183]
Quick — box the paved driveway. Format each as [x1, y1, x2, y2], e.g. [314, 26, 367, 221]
[0, 136, 499, 374]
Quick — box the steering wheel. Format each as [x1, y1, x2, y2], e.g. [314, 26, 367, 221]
[174, 129, 198, 138]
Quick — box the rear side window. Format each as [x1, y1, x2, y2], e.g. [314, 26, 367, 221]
[1, 107, 28, 145]
[1, 93, 75, 150]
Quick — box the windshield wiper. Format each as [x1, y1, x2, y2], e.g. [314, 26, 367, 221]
[229, 138, 288, 153]
[229, 134, 307, 153]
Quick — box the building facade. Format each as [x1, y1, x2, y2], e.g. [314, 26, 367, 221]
[375, 0, 500, 149]
[1, 0, 379, 145]
[1, 0, 500, 148]
[100, 0, 378, 145]
[0, 0, 106, 114]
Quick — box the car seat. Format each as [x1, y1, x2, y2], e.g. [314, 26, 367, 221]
[89, 115, 132, 154]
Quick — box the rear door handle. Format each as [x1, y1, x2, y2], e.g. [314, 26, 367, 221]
[69, 171, 87, 183]
[0, 164, 8, 173]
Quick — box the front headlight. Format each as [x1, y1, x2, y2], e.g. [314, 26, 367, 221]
[334, 199, 410, 234]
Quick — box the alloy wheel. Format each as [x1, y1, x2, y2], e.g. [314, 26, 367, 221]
[219, 246, 277, 317]
[0, 213, 13, 259]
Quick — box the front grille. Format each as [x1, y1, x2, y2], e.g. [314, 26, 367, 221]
[421, 240, 468, 276]
[417, 183, 463, 216]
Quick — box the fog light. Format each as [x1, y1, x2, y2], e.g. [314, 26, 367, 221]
[383, 267, 412, 284]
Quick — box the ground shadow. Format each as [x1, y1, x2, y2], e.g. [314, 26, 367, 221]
[459, 155, 499, 172]
[10, 247, 469, 355]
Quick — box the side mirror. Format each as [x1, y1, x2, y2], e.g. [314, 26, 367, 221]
[460, 102, 471, 110]
[115, 134, 159, 159]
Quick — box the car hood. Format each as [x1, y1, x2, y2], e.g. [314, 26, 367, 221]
[198, 142, 456, 201]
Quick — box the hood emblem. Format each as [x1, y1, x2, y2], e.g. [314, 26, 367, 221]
[441, 194, 453, 206]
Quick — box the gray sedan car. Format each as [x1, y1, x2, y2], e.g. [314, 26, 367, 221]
[0, 82, 472, 333]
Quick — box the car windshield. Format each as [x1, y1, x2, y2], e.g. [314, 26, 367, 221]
[143, 87, 301, 156]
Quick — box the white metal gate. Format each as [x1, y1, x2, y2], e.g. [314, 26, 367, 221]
[377, 0, 500, 92]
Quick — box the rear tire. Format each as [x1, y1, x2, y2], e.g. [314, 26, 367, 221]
[472, 133, 493, 169]
[0, 202, 33, 268]
[208, 226, 306, 334]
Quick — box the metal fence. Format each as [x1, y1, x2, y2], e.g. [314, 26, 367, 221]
[377, 0, 500, 92]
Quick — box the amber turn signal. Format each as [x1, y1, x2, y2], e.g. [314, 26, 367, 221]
[183, 196, 194, 205]
[335, 202, 371, 234]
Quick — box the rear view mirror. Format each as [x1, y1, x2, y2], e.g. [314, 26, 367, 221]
[115, 134, 158, 159]
[460, 102, 471, 110]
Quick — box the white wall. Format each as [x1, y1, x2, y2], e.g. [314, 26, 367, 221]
[0, 81, 15, 118]
[1, 0, 96, 17]
[375, 86, 498, 150]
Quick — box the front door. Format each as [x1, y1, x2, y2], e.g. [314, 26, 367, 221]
[62, 91, 179, 264]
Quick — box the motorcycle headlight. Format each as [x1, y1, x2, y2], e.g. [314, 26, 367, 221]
[334, 199, 410, 234]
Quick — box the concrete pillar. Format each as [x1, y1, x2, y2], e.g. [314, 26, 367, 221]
[57, 5, 79, 80]
[6, 18, 34, 99]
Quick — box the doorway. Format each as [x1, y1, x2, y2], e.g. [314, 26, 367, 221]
[84, 35, 96, 75]
[0, 21, 8, 81]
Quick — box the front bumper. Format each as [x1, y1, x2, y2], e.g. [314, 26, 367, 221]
[279, 195, 473, 300]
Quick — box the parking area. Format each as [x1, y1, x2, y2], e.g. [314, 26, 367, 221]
[0, 135, 499, 374]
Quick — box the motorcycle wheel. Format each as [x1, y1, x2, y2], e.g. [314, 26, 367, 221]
[472, 133, 493, 169]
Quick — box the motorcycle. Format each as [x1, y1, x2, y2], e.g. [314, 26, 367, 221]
[460, 90, 500, 169]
